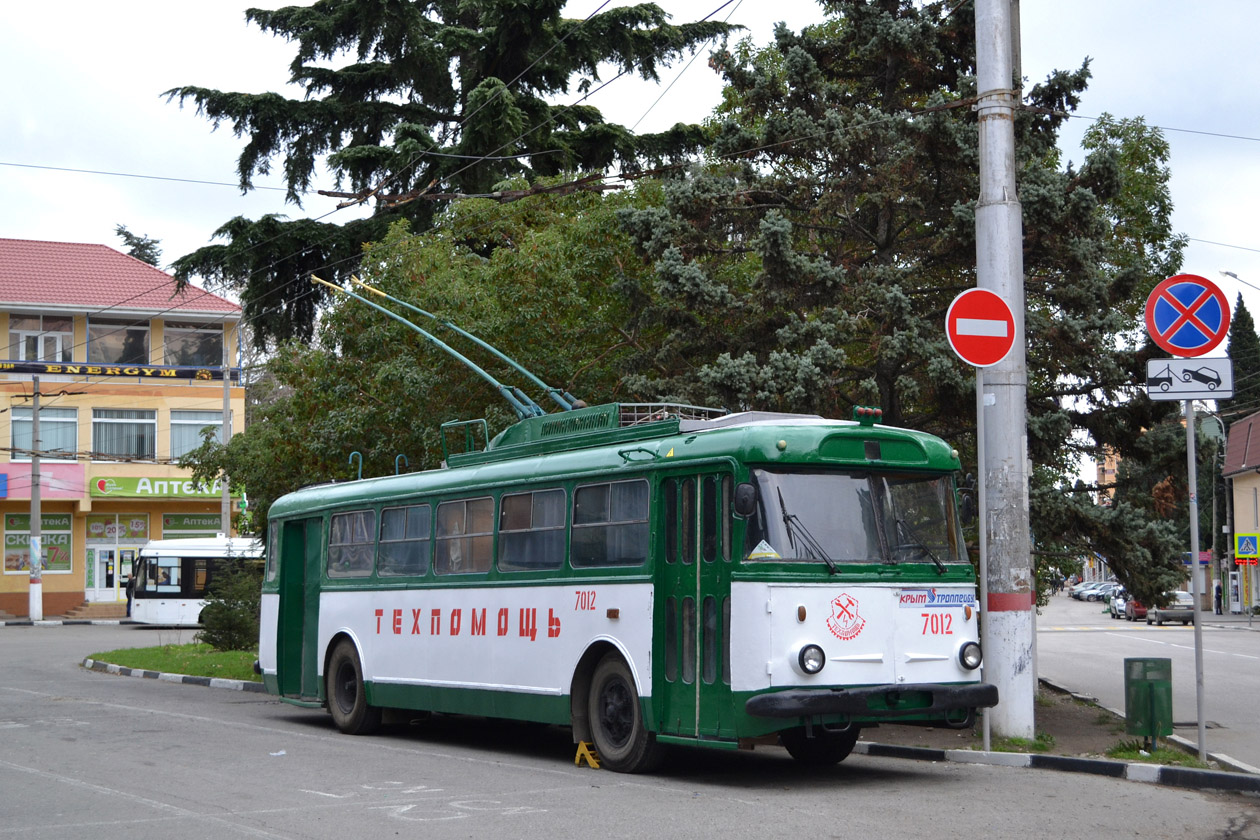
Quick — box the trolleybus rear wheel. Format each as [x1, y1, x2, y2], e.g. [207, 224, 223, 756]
[780, 725, 860, 765]
[327, 641, 382, 735]
[587, 653, 661, 773]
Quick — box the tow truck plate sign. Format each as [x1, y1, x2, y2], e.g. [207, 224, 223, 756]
[1145, 357, 1233, 400]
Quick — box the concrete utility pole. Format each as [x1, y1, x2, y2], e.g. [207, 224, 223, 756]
[221, 325, 232, 536]
[974, 0, 1035, 738]
[29, 377, 43, 621]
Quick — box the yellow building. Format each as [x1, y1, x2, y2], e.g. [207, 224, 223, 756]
[1225, 410, 1260, 613]
[0, 238, 246, 618]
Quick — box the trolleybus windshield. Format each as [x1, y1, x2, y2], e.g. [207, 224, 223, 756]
[743, 469, 966, 566]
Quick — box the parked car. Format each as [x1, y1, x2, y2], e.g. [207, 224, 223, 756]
[1110, 588, 1129, 619]
[1087, 582, 1121, 602]
[1125, 598, 1147, 621]
[1147, 590, 1195, 626]
[1071, 582, 1107, 601]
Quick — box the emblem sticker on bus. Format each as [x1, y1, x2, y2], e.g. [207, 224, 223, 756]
[898, 588, 976, 608]
[826, 592, 865, 640]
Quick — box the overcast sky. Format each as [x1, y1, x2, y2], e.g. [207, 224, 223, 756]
[4, 0, 1260, 324]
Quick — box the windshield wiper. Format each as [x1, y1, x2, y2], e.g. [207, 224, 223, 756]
[777, 488, 837, 575]
[894, 518, 947, 575]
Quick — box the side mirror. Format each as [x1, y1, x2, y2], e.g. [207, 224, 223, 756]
[733, 482, 757, 518]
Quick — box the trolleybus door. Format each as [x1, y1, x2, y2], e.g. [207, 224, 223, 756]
[656, 472, 734, 741]
[277, 518, 323, 701]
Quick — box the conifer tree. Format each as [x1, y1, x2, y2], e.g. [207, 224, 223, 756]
[1225, 295, 1260, 421]
[612, 0, 1186, 596]
[114, 224, 162, 266]
[166, 0, 734, 346]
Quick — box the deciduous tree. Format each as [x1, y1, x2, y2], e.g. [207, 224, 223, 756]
[182, 177, 664, 530]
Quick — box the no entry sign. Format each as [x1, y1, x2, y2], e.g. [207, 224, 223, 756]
[946, 288, 1016, 367]
[1144, 274, 1230, 358]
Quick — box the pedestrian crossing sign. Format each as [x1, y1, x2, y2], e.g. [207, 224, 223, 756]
[1237, 534, 1259, 558]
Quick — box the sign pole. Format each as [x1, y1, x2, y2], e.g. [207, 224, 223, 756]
[976, 367, 990, 752]
[1143, 273, 1227, 764]
[1183, 398, 1208, 762]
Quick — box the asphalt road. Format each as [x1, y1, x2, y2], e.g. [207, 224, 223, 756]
[1037, 594, 1260, 768]
[2, 624, 1259, 840]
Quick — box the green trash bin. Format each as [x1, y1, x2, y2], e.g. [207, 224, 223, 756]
[1123, 657, 1172, 744]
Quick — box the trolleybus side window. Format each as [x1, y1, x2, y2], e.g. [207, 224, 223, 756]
[702, 595, 718, 684]
[328, 510, 375, 577]
[498, 489, 565, 572]
[701, 475, 727, 563]
[571, 479, 649, 567]
[662, 476, 695, 565]
[379, 504, 431, 577]
[147, 555, 180, 592]
[435, 497, 493, 575]
[681, 597, 696, 683]
[266, 527, 279, 582]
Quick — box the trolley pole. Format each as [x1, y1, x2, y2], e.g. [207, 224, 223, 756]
[29, 377, 43, 621]
[975, 0, 1035, 738]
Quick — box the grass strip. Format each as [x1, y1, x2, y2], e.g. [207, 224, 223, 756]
[89, 643, 260, 683]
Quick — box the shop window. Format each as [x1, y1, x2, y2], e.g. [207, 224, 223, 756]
[3, 514, 73, 574]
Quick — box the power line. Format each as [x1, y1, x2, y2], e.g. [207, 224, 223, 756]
[0, 160, 293, 192]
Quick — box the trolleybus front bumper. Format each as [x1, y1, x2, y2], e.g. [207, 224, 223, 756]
[745, 682, 998, 720]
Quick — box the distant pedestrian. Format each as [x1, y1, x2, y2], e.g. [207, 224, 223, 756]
[1214, 582, 1222, 615]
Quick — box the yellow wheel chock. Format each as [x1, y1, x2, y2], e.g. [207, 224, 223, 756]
[574, 741, 601, 768]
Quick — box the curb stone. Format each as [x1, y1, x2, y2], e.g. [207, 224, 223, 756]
[1, 619, 140, 626]
[854, 741, 1260, 795]
[81, 657, 266, 694]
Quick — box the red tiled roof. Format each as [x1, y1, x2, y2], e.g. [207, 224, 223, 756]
[0, 238, 240, 317]
[1224, 411, 1260, 477]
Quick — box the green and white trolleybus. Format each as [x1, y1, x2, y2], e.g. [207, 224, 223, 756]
[258, 400, 997, 772]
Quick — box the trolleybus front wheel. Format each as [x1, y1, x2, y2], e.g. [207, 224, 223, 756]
[780, 725, 860, 765]
[588, 653, 661, 773]
[327, 640, 382, 735]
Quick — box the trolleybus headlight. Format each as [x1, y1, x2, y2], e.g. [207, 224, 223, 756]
[958, 641, 983, 670]
[799, 644, 826, 674]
